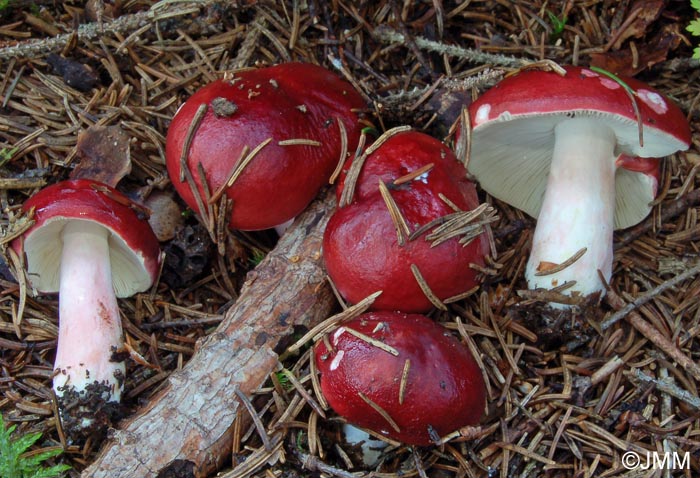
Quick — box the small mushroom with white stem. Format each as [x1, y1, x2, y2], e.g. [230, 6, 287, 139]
[466, 65, 691, 306]
[11, 179, 160, 439]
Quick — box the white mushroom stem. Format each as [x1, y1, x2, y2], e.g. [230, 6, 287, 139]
[525, 118, 617, 305]
[54, 220, 124, 404]
[342, 424, 389, 467]
[274, 218, 295, 237]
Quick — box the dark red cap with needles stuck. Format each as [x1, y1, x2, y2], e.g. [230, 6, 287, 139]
[324, 130, 491, 313]
[166, 62, 365, 231]
[314, 311, 486, 446]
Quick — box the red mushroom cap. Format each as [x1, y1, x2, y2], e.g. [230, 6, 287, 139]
[335, 130, 479, 204]
[470, 66, 691, 150]
[467, 65, 691, 229]
[11, 179, 160, 296]
[324, 131, 489, 312]
[166, 62, 365, 231]
[615, 154, 660, 178]
[324, 196, 487, 312]
[314, 311, 486, 446]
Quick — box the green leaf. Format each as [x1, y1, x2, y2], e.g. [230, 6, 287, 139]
[361, 126, 379, 137]
[0, 146, 18, 162]
[22, 463, 72, 478]
[694, 46, 700, 59]
[12, 432, 42, 455]
[688, 18, 700, 36]
[20, 448, 63, 471]
[275, 370, 294, 391]
[249, 248, 266, 266]
[0, 415, 71, 478]
[692, 0, 700, 12]
[546, 10, 568, 35]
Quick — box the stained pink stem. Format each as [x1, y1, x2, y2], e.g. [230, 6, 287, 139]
[53, 220, 124, 404]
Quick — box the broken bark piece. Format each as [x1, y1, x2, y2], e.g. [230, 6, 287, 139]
[71, 125, 132, 186]
[81, 189, 336, 478]
[46, 53, 99, 92]
[144, 191, 184, 241]
[607, 0, 665, 51]
[160, 223, 212, 289]
[590, 24, 684, 77]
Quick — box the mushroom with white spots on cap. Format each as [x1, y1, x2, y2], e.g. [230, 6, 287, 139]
[466, 65, 691, 305]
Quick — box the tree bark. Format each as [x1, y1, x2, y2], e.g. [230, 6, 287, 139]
[81, 190, 337, 478]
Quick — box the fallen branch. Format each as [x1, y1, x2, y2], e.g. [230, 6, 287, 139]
[600, 261, 700, 330]
[82, 190, 337, 478]
[373, 25, 526, 68]
[0, 1, 221, 60]
[605, 288, 700, 383]
[292, 450, 361, 478]
[629, 369, 700, 410]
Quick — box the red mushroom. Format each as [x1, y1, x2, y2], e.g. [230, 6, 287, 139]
[314, 311, 485, 446]
[165, 62, 365, 231]
[11, 179, 160, 435]
[323, 131, 490, 312]
[467, 65, 691, 304]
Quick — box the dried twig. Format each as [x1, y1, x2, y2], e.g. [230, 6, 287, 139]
[293, 450, 359, 478]
[534, 247, 587, 276]
[234, 387, 271, 451]
[606, 289, 700, 382]
[0, 2, 208, 59]
[373, 26, 526, 68]
[286, 291, 382, 354]
[393, 163, 434, 186]
[629, 369, 700, 410]
[398, 359, 411, 405]
[328, 118, 349, 185]
[343, 327, 400, 356]
[601, 261, 700, 329]
[358, 392, 401, 433]
[425, 203, 498, 247]
[82, 191, 337, 478]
